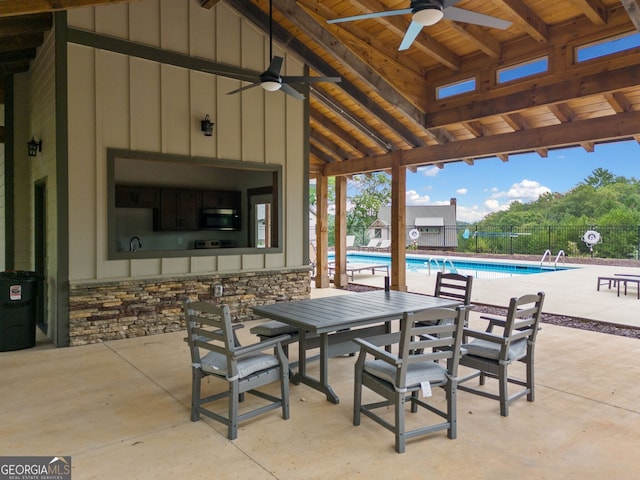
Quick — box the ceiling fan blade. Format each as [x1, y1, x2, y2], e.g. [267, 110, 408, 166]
[280, 83, 305, 100]
[399, 21, 424, 51]
[265, 56, 284, 77]
[328, 8, 412, 24]
[444, 6, 511, 29]
[203, 69, 260, 83]
[227, 82, 262, 95]
[281, 75, 341, 84]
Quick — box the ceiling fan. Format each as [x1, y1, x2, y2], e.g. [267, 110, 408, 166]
[328, 0, 512, 51]
[224, 0, 341, 100]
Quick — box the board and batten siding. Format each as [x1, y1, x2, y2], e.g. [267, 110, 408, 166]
[66, 1, 306, 282]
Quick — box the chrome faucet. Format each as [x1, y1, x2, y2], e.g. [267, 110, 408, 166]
[129, 236, 142, 252]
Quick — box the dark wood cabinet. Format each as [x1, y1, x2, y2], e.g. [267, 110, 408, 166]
[201, 190, 241, 210]
[153, 189, 202, 231]
[115, 186, 160, 208]
[115, 185, 241, 231]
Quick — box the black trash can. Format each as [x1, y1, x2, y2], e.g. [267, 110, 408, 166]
[0, 271, 40, 352]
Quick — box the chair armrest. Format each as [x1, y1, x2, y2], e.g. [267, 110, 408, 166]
[354, 336, 400, 366]
[184, 323, 245, 344]
[478, 314, 507, 332]
[463, 327, 507, 345]
[234, 334, 292, 358]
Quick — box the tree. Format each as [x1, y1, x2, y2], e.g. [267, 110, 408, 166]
[309, 173, 391, 246]
[347, 173, 392, 241]
[582, 167, 618, 188]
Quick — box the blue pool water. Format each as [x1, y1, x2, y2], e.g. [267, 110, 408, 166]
[328, 252, 574, 280]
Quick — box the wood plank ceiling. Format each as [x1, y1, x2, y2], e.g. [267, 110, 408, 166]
[1, 0, 640, 177]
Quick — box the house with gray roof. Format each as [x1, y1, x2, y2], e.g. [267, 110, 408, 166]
[372, 199, 458, 251]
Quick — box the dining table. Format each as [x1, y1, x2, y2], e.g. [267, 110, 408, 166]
[252, 290, 460, 404]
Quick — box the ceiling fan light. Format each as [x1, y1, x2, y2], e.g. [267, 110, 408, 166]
[261, 81, 282, 92]
[413, 5, 444, 26]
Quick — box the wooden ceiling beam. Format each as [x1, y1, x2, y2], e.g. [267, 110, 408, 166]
[0, 48, 37, 64]
[447, 23, 501, 59]
[310, 130, 354, 160]
[406, 110, 640, 168]
[299, 0, 427, 78]
[604, 91, 632, 112]
[320, 23, 428, 108]
[310, 138, 343, 163]
[581, 142, 595, 152]
[309, 109, 377, 156]
[498, 0, 549, 43]
[325, 0, 461, 70]
[426, 63, 640, 127]
[426, 127, 456, 145]
[226, 0, 426, 147]
[463, 120, 490, 137]
[0, 32, 44, 53]
[501, 112, 530, 131]
[324, 110, 640, 176]
[310, 143, 337, 164]
[548, 103, 577, 123]
[273, 0, 426, 127]
[572, 0, 608, 25]
[311, 85, 393, 151]
[0, 60, 31, 76]
[0, 13, 51, 36]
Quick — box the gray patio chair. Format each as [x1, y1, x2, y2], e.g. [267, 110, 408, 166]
[184, 300, 290, 440]
[458, 291, 545, 417]
[434, 271, 473, 305]
[413, 272, 473, 349]
[353, 305, 467, 453]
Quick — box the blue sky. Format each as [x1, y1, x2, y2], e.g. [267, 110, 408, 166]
[404, 139, 640, 223]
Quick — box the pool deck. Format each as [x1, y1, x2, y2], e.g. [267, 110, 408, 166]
[331, 260, 640, 328]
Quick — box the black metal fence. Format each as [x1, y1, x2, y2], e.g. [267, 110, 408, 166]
[320, 225, 640, 260]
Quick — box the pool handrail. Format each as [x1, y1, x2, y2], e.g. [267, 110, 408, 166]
[442, 257, 457, 274]
[541, 249, 565, 270]
[424, 257, 440, 275]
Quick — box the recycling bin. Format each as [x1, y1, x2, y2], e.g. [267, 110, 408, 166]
[0, 271, 40, 352]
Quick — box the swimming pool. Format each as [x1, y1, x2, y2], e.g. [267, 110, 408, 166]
[328, 252, 575, 280]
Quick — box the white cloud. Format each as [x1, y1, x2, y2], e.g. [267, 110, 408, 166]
[456, 188, 468, 195]
[418, 166, 440, 177]
[492, 179, 550, 202]
[456, 204, 491, 223]
[406, 189, 431, 205]
[456, 179, 550, 222]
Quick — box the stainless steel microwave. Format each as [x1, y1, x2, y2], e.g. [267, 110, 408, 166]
[200, 208, 240, 231]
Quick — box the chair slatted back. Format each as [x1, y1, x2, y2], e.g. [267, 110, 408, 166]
[185, 301, 237, 376]
[434, 271, 473, 305]
[395, 306, 466, 389]
[501, 293, 545, 350]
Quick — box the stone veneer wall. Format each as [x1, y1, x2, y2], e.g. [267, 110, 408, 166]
[68, 268, 311, 346]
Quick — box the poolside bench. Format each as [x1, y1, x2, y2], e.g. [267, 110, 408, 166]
[327, 263, 389, 281]
[597, 276, 640, 299]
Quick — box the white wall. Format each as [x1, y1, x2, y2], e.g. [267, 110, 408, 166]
[66, 0, 306, 281]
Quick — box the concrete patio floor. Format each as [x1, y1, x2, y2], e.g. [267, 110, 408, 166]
[1, 262, 639, 479]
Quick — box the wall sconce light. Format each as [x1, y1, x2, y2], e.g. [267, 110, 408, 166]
[201, 114, 214, 136]
[27, 136, 42, 157]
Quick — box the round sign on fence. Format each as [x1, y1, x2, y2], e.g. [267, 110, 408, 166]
[581, 230, 601, 246]
[409, 229, 420, 240]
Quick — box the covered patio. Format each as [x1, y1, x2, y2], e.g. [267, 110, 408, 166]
[1, 262, 638, 478]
